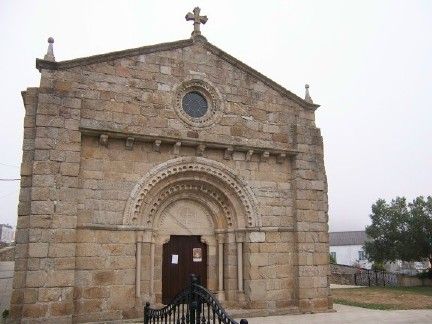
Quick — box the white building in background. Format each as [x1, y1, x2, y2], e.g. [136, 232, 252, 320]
[0, 224, 15, 243]
[329, 231, 372, 269]
[330, 231, 430, 274]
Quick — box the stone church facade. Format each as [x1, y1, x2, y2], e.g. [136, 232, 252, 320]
[11, 8, 331, 323]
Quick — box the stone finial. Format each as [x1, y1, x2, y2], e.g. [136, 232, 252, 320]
[185, 7, 208, 39]
[44, 37, 55, 61]
[305, 84, 313, 103]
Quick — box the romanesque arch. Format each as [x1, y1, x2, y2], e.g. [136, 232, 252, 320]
[123, 156, 261, 229]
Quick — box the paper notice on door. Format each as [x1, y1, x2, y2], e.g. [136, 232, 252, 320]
[171, 254, 178, 264]
[193, 248, 202, 262]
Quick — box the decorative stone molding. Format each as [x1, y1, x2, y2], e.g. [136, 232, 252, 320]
[224, 147, 234, 160]
[277, 152, 287, 164]
[123, 157, 261, 228]
[173, 141, 182, 155]
[173, 78, 223, 128]
[245, 150, 254, 162]
[147, 182, 234, 228]
[125, 137, 135, 150]
[153, 140, 162, 152]
[80, 126, 298, 159]
[261, 151, 270, 162]
[99, 134, 109, 147]
[196, 144, 206, 156]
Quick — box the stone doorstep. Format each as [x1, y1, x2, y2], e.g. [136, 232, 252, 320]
[87, 306, 301, 324]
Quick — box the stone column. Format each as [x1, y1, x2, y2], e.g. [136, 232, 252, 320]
[235, 231, 246, 302]
[135, 238, 142, 298]
[136, 231, 153, 300]
[135, 232, 143, 298]
[217, 233, 225, 301]
[150, 241, 155, 299]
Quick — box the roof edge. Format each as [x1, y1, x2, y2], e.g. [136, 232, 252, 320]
[36, 38, 194, 72]
[35, 37, 320, 110]
[203, 42, 320, 110]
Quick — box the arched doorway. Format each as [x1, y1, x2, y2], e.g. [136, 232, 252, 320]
[123, 157, 261, 304]
[162, 235, 207, 304]
[159, 198, 214, 303]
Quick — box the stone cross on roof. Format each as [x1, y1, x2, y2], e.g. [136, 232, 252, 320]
[185, 7, 208, 38]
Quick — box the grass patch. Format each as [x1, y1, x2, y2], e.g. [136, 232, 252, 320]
[331, 286, 432, 310]
[383, 286, 432, 296]
[334, 298, 396, 310]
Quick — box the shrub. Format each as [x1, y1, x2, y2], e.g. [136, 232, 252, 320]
[2, 309, 9, 319]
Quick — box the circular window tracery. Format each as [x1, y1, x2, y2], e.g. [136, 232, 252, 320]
[182, 91, 208, 118]
[174, 79, 223, 128]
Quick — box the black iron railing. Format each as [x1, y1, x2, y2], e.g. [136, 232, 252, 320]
[354, 270, 398, 287]
[144, 274, 248, 324]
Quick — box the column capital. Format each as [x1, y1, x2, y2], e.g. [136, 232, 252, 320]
[235, 231, 246, 243]
[136, 230, 153, 243]
[216, 232, 226, 243]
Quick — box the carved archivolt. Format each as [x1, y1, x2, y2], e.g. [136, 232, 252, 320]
[123, 157, 261, 228]
[146, 182, 233, 228]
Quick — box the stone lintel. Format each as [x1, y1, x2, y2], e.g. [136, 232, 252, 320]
[80, 126, 298, 159]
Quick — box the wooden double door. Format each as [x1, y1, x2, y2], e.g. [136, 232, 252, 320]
[162, 235, 207, 304]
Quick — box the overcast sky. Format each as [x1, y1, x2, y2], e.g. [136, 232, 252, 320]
[0, 0, 431, 232]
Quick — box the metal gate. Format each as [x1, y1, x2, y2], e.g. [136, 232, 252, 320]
[144, 274, 248, 324]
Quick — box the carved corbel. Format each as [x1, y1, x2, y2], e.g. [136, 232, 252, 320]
[153, 140, 162, 152]
[224, 147, 234, 160]
[196, 144, 206, 156]
[261, 151, 270, 162]
[173, 141, 182, 155]
[245, 150, 254, 162]
[125, 137, 135, 150]
[99, 134, 108, 147]
[277, 152, 287, 164]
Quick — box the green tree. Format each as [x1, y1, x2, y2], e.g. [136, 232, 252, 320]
[329, 253, 336, 264]
[364, 196, 432, 270]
